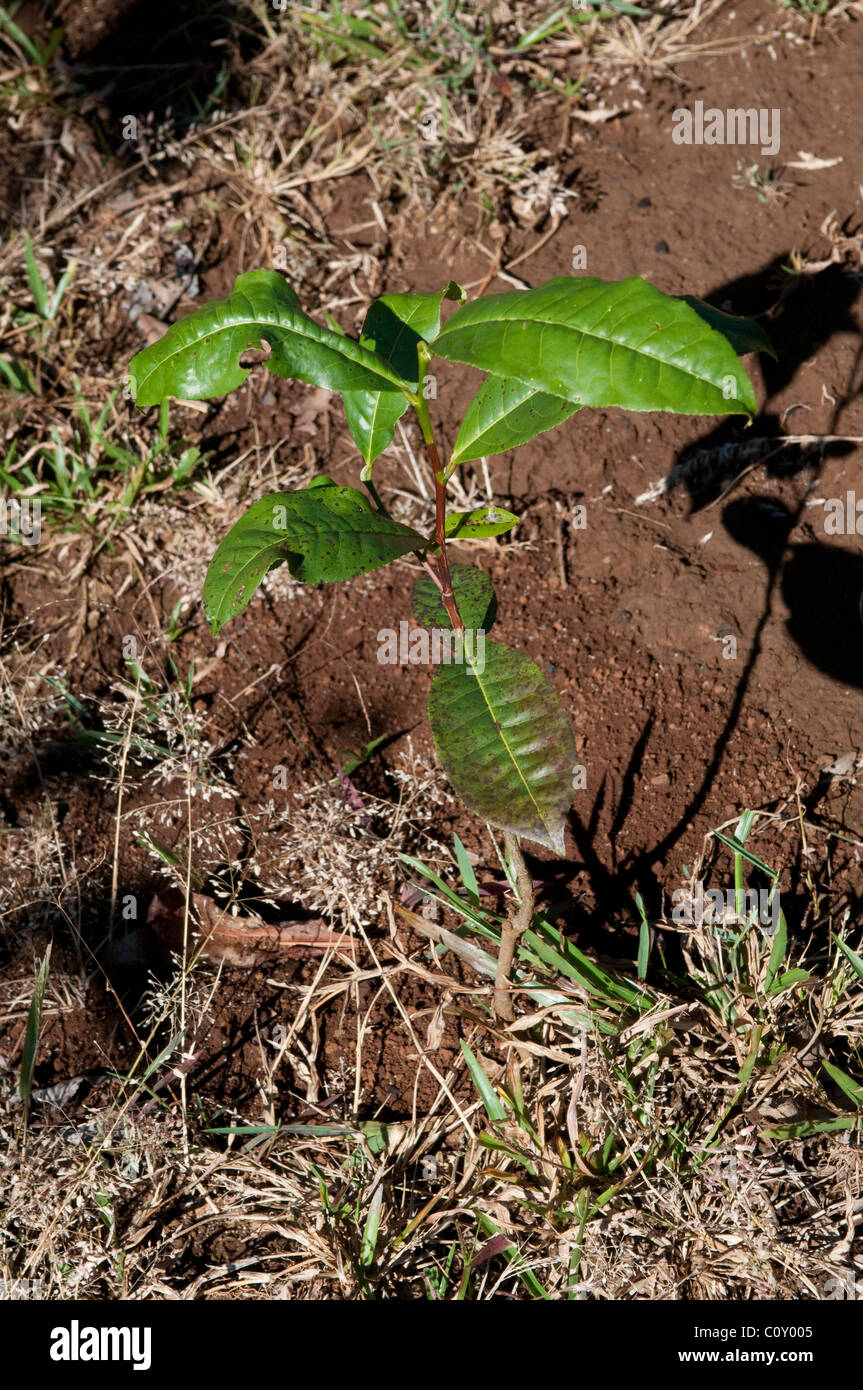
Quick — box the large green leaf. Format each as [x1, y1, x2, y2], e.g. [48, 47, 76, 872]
[129, 270, 408, 408]
[434, 276, 758, 418]
[343, 282, 464, 476]
[203, 483, 427, 633]
[362, 282, 464, 380]
[451, 377, 578, 466]
[411, 563, 497, 631]
[428, 639, 577, 853]
[681, 297, 776, 358]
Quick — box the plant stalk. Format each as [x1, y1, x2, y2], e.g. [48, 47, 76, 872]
[430, 452, 463, 631]
[495, 832, 534, 1022]
[415, 352, 463, 632]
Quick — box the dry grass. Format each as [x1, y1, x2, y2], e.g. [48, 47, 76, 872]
[3, 695, 862, 1299]
[2, 816, 861, 1301]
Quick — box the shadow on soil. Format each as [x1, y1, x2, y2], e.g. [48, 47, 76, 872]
[52, 0, 244, 130]
[667, 255, 863, 513]
[561, 255, 863, 929]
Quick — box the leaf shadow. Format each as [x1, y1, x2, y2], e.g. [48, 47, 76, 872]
[665, 255, 863, 513]
[571, 253, 863, 927]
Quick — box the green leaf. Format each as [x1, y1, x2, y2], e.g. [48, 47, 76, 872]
[360, 1185, 383, 1269]
[343, 282, 464, 475]
[765, 909, 787, 991]
[635, 892, 650, 980]
[428, 639, 577, 854]
[19, 944, 51, 1104]
[767, 968, 811, 995]
[445, 506, 520, 540]
[452, 833, 479, 905]
[411, 564, 497, 631]
[140, 1032, 183, 1082]
[821, 1059, 863, 1108]
[711, 828, 775, 879]
[129, 270, 407, 408]
[343, 386, 410, 478]
[434, 276, 758, 418]
[24, 234, 50, 320]
[341, 732, 394, 776]
[834, 934, 863, 984]
[203, 484, 428, 633]
[0, 8, 50, 66]
[460, 1040, 506, 1122]
[405, 910, 613, 1033]
[364, 283, 465, 380]
[681, 297, 776, 358]
[451, 376, 578, 466]
[762, 1115, 860, 1141]
[514, 9, 570, 51]
[478, 1132, 538, 1174]
[738, 1029, 762, 1086]
[526, 922, 642, 1008]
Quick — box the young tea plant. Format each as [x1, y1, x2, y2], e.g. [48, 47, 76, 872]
[127, 269, 767, 1016]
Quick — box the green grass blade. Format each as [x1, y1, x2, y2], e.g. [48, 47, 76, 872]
[821, 1059, 863, 1107]
[461, 1040, 506, 1121]
[765, 908, 788, 990]
[833, 933, 863, 984]
[49, 261, 76, 320]
[452, 833, 479, 905]
[635, 892, 650, 979]
[711, 827, 775, 879]
[762, 1115, 860, 1140]
[360, 1185, 384, 1270]
[19, 943, 51, 1103]
[0, 9, 46, 67]
[474, 1214, 550, 1299]
[24, 234, 50, 319]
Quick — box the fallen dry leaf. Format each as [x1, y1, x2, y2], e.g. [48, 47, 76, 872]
[136, 313, 170, 345]
[147, 888, 350, 968]
[786, 151, 843, 170]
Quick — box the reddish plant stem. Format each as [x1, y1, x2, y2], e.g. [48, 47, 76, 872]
[367, 474, 445, 599]
[426, 436, 463, 632]
[419, 557, 444, 592]
[418, 402, 528, 1020]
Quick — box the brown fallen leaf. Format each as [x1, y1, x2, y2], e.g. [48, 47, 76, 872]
[571, 106, 624, 125]
[291, 385, 331, 436]
[136, 312, 170, 345]
[147, 888, 350, 968]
